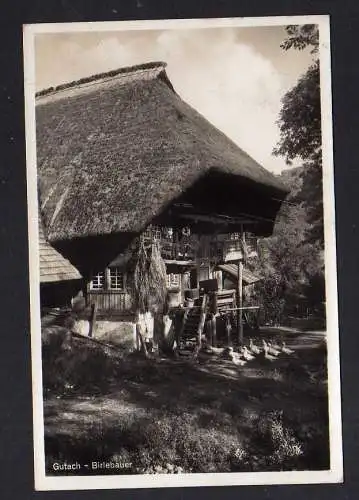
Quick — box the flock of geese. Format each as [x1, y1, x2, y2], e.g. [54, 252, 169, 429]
[220, 338, 295, 366]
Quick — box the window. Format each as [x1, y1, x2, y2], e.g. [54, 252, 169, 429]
[153, 227, 162, 241]
[166, 273, 180, 289]
[90, 268, 125, 291]
[143, 225, 162, 241]
[90, 271, 105, 290]
[109, 267, 124, 290]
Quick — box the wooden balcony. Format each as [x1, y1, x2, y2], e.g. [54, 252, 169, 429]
[143, 226, 258, 264]
[160, 240, 196, 264]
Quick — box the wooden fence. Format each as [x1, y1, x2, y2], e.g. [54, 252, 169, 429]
[87, 290, 133, 312]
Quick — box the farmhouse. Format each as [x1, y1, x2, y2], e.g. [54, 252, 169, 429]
[36, 61, 287, 349]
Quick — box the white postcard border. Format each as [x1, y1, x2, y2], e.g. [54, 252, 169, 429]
[23, 15, 343, 491]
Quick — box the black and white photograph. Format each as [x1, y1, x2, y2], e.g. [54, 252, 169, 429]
[23, 16, 342, 490]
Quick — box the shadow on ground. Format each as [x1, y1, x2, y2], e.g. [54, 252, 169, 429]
[43, 328, 329, 474]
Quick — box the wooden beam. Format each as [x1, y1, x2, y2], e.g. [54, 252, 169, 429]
[163, 259, 196, 266]
[169, 203, 274, 225]
[236, 226, 244, 345]
[177, 213, 257, 226]
[238, 259, 244, 345]
[221, 306, 260, 312]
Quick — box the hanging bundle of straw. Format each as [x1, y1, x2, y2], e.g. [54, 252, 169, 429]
[133, 237, 150, 314]
[148, 239, 167, 313]
[132, 236, 167, 314]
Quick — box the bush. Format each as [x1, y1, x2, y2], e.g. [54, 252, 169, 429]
[250, 410, 304, 470]
[101, 414, 237, 474]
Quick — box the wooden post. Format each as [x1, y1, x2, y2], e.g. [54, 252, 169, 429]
[178, 308, 189, 349]
[136, 321, 149, 357]
[213, 291, 218, 314]
[211, 313, 217, 347]
[226, 314, 232, 347]
[105, 267, 111, 290]
[89, 302, 98, 338]
[174, 229, 179, 260]
[207, 316, 212, 347]
[239, 260, 244, 344]
[211, 290, 218, 348]
[197, 294, 207, 348]
[237, 259, 244, 345]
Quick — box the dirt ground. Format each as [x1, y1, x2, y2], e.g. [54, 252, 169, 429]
[43, 327, 329, 474]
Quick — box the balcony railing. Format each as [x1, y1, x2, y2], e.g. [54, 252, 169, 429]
[160, 240, 196, 262]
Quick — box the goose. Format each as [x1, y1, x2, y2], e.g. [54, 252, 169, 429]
[270, 339, 282, 351]
[267, 341, 281, 357]
[238, 346, 247, 358]
[222, 347, 247, 366]
[261, 339, 273, 355]
[241, 346, 255, 361]
[221, 346, 234, 360]
[232, 353, 247, 366]
[249, 338, 261, 355]
[280, 341, 295, 355]
[262, 342, 277, 362]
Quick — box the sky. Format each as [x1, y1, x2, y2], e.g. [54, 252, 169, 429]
[35, 25, 315, 174]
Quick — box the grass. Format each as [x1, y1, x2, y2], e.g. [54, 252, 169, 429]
[43, 327, 329, 475]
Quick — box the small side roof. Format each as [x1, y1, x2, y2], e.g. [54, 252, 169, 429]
[38, 215, 82, 283]
[217, 263, 261, 285]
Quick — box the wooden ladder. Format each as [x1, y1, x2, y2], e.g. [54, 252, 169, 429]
[213, 289, 236, 313]
[177, 294, 208, 357]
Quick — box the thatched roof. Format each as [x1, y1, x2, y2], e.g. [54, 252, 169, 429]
[36, 61, 287, 244]
[218, 264, 261, 285]
[39, 216, 82, 283]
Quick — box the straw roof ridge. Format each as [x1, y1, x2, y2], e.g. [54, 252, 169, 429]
[36, 61, 169, 98]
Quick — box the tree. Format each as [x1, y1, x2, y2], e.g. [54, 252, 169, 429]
[255, 168, 325, 324]
[254, 25, 326, 326]
[274, 24, 323, 248]
[280, 24, 319, 54]
[274, 61, 321, 164]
